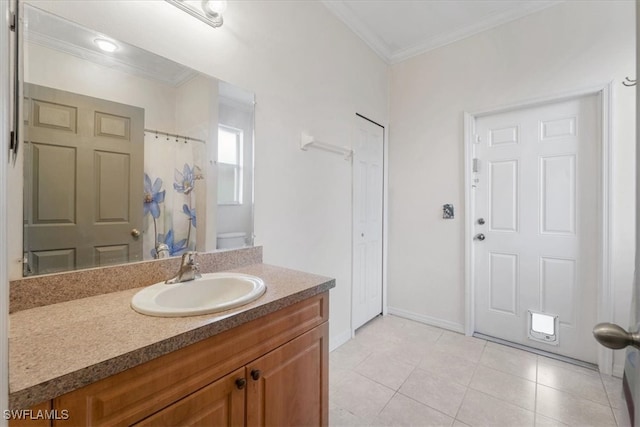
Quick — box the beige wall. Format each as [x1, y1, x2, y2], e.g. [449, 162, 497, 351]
[388, 1, 635, 373]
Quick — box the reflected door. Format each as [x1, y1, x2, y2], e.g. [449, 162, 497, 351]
[23, 84, 144, 275]
[473, 95, 600, 363]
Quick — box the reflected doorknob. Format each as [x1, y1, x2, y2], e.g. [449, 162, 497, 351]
[593, 323, 640, 350]
[131, 228, 141, 238]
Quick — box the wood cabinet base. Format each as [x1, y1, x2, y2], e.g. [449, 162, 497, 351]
[20, 292, 329, 427]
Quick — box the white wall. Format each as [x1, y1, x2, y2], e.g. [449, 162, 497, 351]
[17, 0, 390, 349]
[388, 1, 635, 373]
[25, 43, 179, 130]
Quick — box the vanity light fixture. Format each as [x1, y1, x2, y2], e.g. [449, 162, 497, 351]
[94, 38, 118, 53]
[165, 0, 228, 28]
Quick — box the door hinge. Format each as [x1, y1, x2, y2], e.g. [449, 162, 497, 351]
[472, 158, 480, 173]
[474, 134, 481, 144]
[22, 255, 32, 276]
[9, 12, 16, 32]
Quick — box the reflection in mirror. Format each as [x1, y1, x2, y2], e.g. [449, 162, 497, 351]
[21, 4, 255, 276]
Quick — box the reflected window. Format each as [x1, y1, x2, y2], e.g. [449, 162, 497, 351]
[218, 125, 243, 204]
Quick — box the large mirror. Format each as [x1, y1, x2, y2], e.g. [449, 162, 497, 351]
[21, 4, 255, 276]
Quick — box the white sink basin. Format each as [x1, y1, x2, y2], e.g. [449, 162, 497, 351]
[131, 272, 266, 317]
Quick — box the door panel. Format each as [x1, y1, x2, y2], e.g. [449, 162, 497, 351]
[474, 95, 599, 363]
[24, 84, 144, 275]
[352, 116, 384, 330]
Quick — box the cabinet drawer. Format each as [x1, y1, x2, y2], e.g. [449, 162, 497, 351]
[54, 292, 328, 426]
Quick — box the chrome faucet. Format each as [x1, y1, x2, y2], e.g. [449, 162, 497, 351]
[166, 251, 201, 284]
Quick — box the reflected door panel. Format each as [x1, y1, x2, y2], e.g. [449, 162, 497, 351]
[24, 83, 144, 275]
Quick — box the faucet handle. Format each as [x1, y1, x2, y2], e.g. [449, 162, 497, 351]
[181, 251, 197, 265]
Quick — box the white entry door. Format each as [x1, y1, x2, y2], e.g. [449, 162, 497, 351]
[352, 115, 384, 330]
[473, 95, 600, 363]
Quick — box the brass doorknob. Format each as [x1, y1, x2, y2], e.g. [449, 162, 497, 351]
[131, 229, 141, 238]
[593, 323, 640, 350]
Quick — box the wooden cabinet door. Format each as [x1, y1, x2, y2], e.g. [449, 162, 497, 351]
[133, 368, 246, 427]
[246, 323, 329, 427]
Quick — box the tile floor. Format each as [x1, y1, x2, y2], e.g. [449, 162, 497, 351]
[329, 315, 628, 427]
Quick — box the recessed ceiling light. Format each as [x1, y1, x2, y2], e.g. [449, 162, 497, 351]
[94, 38, 118, 53]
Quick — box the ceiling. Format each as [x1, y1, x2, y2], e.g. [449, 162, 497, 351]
[322, 0, 563, 64]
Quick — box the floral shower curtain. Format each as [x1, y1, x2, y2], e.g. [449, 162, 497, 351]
[142, 133, 206, 259]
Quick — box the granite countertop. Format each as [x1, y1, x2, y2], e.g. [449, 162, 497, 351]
[9, 263, 335, 410]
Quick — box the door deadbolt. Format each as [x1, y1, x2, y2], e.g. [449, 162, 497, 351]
[477, 218, 485, 225]
[474, 233, 485, 241]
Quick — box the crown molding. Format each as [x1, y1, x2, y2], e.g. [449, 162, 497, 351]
[323, 1, 563, 65]
[321, 0, 392, 64]
[389, 1, 562, 64]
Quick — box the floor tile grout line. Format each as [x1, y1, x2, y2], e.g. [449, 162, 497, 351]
[394, 389, 458, 423]
[452, 344, 485, 423]
[599, 372, 621, 426]
[534, 354, 539, 424]
[535, 381, 614, 408]
[376, 390, 398, 419]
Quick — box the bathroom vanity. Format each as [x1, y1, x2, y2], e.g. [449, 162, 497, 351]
[8, 249, 334, 427]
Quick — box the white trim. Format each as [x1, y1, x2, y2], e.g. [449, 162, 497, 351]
[613, 362, 625, 379]
[382, 123, 389, 317]
[1, 0, 11, 422]
[320, 0, 392, 64]
[388, 2, 561, 64]
[321, 0, 561, 65]
[388, 306, 465, 334]
[464, 83, 614, 373]
[598, 83, 614, 375]
[329, 328, 353, 352]
[464, 112, 475, 337]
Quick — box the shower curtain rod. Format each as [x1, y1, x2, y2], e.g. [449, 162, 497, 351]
[144, 128, 207, 144]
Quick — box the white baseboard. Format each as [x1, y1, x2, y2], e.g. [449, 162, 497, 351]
[613, 362, 625, 379]
[387, 306, 465, 334]
[330, 328, 352, 352]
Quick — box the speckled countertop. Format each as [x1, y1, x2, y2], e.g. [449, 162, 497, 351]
[9, 263, 335, 410]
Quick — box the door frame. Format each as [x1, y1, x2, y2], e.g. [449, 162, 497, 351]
[1, 0, 12, 416]
[350, 113, 388, 338]
[463, 83, 614, 374]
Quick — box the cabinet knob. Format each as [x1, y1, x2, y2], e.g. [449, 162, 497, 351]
[250, 369, 261, 381]
[235, 378, 246, 389]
